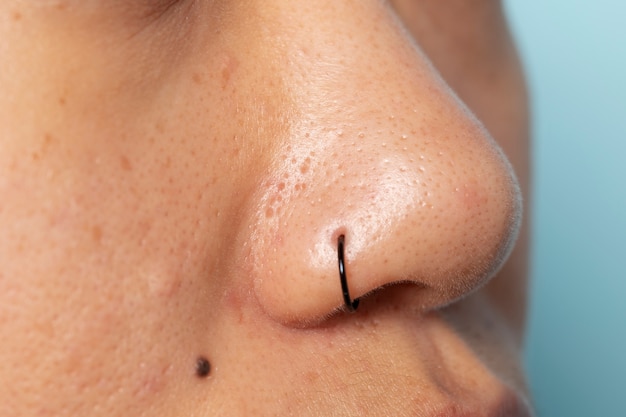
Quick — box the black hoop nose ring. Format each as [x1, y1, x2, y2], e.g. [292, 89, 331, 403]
[337, 234, 359, 312]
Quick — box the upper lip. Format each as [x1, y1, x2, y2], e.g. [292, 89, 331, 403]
[344, 296, 535, 417]
[420, 383, 533, 417]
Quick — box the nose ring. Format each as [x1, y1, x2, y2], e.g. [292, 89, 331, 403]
[338, 234, 360, 312]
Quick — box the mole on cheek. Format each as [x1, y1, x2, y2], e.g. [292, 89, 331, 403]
[195, 357, 211, 378]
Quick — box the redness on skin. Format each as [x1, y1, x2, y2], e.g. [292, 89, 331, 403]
[195, 357, 211, 378]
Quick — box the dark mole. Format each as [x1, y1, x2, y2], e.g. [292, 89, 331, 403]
[195, 357, 211, 378]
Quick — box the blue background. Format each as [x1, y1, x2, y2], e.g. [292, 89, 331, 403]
[505, 1, 626, 416]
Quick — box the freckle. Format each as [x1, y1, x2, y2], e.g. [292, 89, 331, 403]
[58, 96, 66, 106]
[34, 133, 55, 160]
[12, 11, 22, 21]
[195, 357, 211, 378]
[120, 155, 132, 171]
[220, 55, 239, 90]
[192, 72, 203, 85]
[92, 226, 102, 243]
[304, 370, 320, 383]
[221, 68, 230, 87]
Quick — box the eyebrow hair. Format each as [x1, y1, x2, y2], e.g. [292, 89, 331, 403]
[19, 0, 184, 18]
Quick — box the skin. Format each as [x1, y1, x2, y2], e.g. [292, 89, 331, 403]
[0, 0, 532, 416]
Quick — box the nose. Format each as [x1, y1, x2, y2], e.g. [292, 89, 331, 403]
[240, 1, 522, 326]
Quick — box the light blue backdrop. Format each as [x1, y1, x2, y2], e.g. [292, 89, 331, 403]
[505, 1, 626, 416]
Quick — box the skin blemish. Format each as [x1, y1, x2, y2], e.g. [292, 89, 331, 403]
[32, 133, 56, 161]
[220, 54, 239, 90]
[192, 72, 203, 85]
[92, 225, 103, 244]
[195, 357, 211, 378]
[120, 155, 133, 171]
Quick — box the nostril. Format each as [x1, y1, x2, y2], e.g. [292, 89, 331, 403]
[353, 281, 429, 313]
[331, 227, 348, 246]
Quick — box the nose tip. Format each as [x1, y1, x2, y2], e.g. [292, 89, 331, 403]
[236, 1, 522, 326]
[338, 131, 522, 313]
[246, 113, 521, 326]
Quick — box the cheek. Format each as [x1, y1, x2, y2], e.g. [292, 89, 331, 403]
[0, 271, 170, 413]
[0, 115, 236, 415]
[0, 172, 216, 415]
